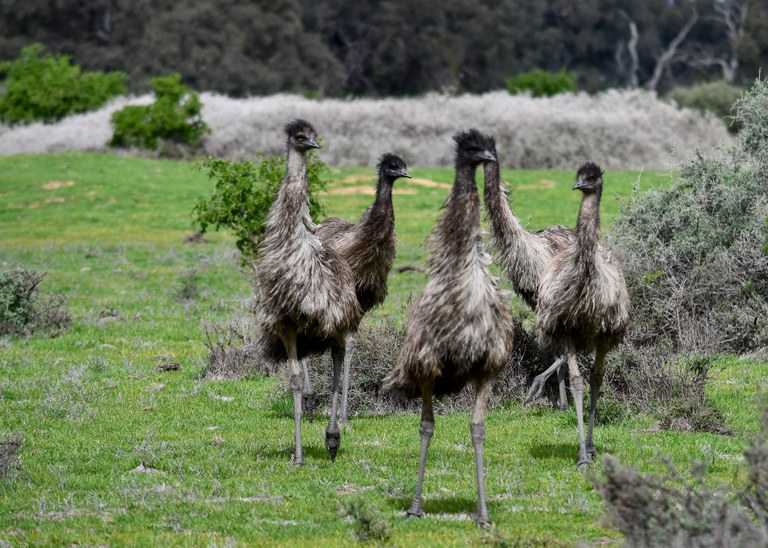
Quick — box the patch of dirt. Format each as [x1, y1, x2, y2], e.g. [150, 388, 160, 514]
[516, 179, 557, 190]
[409, 177, 451, 189]
[44, 197, 66, 204]
[323, 186, 415, 195]
[42, 180, 75, 190]
[183, 231, 209, 244]
[157, 362, 180, 372]
[143, 383, 165, 392]
[339, 175, 376, 184]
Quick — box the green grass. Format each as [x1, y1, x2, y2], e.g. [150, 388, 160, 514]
[0, 152, 765, 545]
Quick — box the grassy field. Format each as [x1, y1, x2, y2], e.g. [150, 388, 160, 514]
[1, 152, 765, 545]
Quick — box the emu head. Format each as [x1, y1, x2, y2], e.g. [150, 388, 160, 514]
[377, 153, 411, 182]
[573, 162, 604, 194]
[284, 119, 320, 152]
[453, 129, 497, 166]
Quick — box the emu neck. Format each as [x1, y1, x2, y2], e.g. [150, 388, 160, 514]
[359, 175, 395, 237]
[279, 147, 309, 214]
[454, 162, 479, 196]
[483, 158, 525, 234]
[575, 188, 602, 262]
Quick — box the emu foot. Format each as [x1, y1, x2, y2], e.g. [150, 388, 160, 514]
[303, 394, 315, 422]
[291, 453, 304, 466]
[576, 452, 592, 470]
[586, 444, 597, 458]
[325, 425, 341, 461]
[557, 399, 569, 412]
[475, 515, 492, 529]
[524, 377, 546, 404]
[406, 506, 425, 519]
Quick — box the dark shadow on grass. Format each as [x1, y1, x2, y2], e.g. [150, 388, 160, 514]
[262, 444, 337, 462]
[389, 494, 483, 517]
[529, 442, 577, 461]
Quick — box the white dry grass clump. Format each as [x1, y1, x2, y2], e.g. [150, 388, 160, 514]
[0, 90, 732, 169]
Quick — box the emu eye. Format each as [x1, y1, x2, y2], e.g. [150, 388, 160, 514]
[467, 147, 478, 154]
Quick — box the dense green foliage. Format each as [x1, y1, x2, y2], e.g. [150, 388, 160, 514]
[192, 152, 328, 263]
[0, 43, 126, 124]
[507, 69, 577, 97]
[110, 74, 208, 151]
[669, 81, 744, 131]
[0, 1, 766, 96]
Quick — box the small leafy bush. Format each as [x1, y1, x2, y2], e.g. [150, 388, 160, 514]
[344, 499, 391, 543]
[0, 43, 126, 125]
[594, 396, 768, 547]
[669, 81, 744, 132]
[110, 74, 209, 152]
[0, 434, 23, 480]
[192, 152, 327, 263]
[507, 68, 577, 97]
[0, 266, 71, 337]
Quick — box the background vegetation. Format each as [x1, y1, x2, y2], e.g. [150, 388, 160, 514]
[0, 0, 765, 97]
[1, 152, 764, 545]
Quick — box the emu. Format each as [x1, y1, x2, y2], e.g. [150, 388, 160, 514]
[534, 162, 630, 467]
[257, 119, 362, 464]
[300, 154, 411, 424]
[383, 130, 515, 527]
[482, 144, 573, 410]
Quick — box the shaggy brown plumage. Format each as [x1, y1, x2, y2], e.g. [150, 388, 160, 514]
[256, 119, 362, 464]
[306, 153, 410, 423]
[383, 129, 514, 527]
[535, 162, 630, 467]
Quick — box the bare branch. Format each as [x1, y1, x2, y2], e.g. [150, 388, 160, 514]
[645, 3, 699, 91]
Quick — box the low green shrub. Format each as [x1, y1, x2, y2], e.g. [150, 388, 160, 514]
[0, 43, 126, 124]
[344, 499, 391, 543]
[594, 396, 768, 547]
[507, 68, 577, 97]
[110, 74, 208, 152]
[669, 81, 744, 132]
[192, 152, 327, 264]
[0, 266, 71, 337]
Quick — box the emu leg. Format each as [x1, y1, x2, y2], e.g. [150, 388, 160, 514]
[566, 348, 590, 468]
[524, 355, 566, 404]
[557, 360, 568, 411]
[340, 332, 355, 426]
[471, 379, 494, 528]
[301, 358, 315, 423]
[407, 385, 434, 519]
[325, 345, 344, 461]
[586, 347, 607, 458]
[285, 332, 304, 466]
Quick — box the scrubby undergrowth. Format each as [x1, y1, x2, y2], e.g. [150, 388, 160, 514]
[0, 90, 731, 169]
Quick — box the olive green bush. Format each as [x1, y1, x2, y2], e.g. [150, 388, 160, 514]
[192, 152, 327, 264]
[669, 81, 744, 132]
[507, 68, 577, 97]
[110, 74, 208, 152]
[0, 43, 126, 125]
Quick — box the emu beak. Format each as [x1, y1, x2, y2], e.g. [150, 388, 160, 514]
[477, 150, 497, 163]
[307, 139, 320, 149]
[572, 178, 588, 190]
[401, 168, 412, 179]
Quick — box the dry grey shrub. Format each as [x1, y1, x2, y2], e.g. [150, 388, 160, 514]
[200, 315, 273, 380]
[0, 90, 731, 169]
[594, 396, 768, 548]
[606, 78, 768, 355]
[0, 434, 23, 480]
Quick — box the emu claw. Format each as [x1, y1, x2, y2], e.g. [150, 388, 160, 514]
[406, 508, 425, 519]
[524, 378, 546, 404]
[577, 453, 592, 469]
[476, 516, 492, 529]
[325, 427, 340, 461]
[303, 394, 315, 422]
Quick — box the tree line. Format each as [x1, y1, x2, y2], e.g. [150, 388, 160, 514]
[0, 0, 765, 97]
